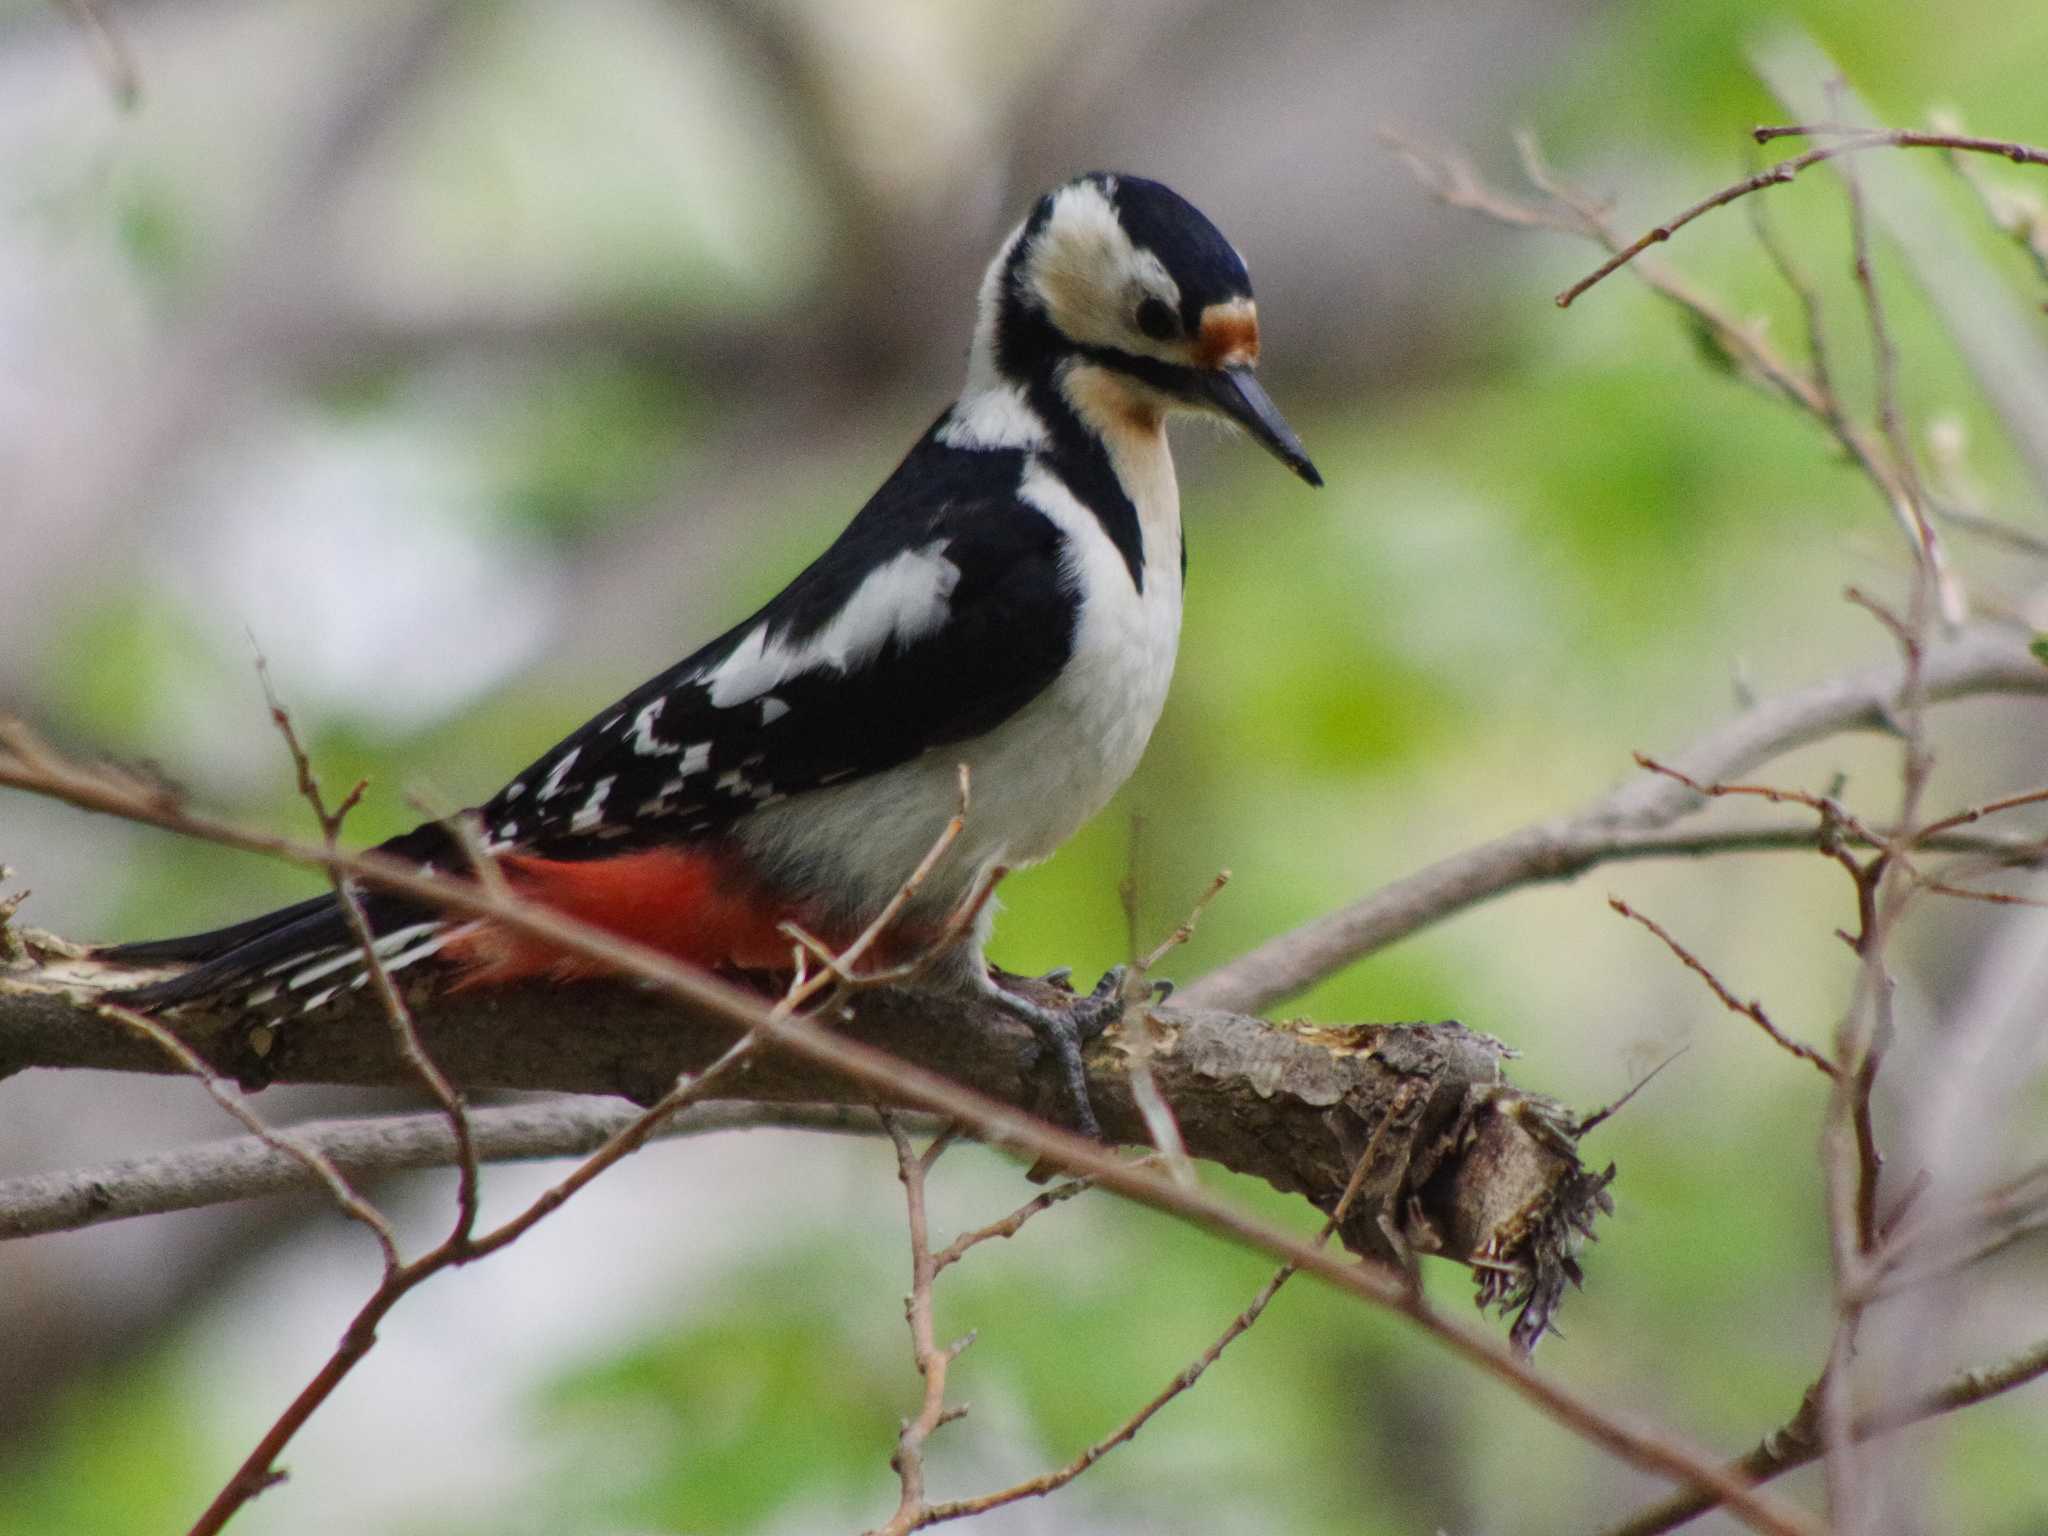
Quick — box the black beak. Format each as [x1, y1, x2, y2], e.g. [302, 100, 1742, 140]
[1193, 366, 1321, 487]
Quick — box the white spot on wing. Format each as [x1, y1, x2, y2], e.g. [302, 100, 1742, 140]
[569, 775, 616, 833]
[285, 948, 366, 989]
[380, 926, 457, 975]
[706, 626, 774, 708]
[503, 781, 526, 802]
[679, 741, 710, 775]
[702, 542, 960, 707]
[537, 747, 580, 803]
[627, 697, 673, 755]
[760, 696, 789, 725]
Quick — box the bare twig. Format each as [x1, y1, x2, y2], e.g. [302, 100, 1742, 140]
[873, 1115, 976, 1536]
[258, 659, 483, 1246]
[929, 1175, 1100, 1274]
[1831, 129, 1956, 622]
[1936, 120, 2048, 291]
[1389, 128, 1940, 563]
[1559, 123, 2048, 306]
[1604, 1334, 2048, 1536]
[0, 726, 1814, 1536]
[179, 1033, 759, 1536]
[95, 1001, 398, 1268]
[175, 724, 981, 1536]
[1744, 172, 1841, 428]
[1608, 899, 1838, 1078]
[784, 766, 972, 988]
[1120, 870, 1231, 1184]
[1186, 626, 2048, 1015]
[54, 0, 141, 109]
[1865, 1162, 2048, 1301]
[914, 1087, 1419, 1530]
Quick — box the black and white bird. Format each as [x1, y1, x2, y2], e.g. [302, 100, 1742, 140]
[105, 172, 1321, 1133]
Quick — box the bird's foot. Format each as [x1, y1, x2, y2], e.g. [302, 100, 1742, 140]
[985, 965, 1172, 1139]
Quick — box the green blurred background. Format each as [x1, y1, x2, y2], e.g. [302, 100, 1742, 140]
[2, 1, 2045, 1532]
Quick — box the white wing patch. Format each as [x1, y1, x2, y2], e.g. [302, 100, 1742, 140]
[627, 697, 672, 755]
[702, 541, 960, 708]
[569, 774, 616, 833]
[536, 747, 581, 802]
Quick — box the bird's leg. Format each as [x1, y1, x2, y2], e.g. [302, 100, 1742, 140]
[978, 966, 1172, 1139]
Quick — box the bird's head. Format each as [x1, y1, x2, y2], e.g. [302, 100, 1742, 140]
[974, 172, 1320, 487]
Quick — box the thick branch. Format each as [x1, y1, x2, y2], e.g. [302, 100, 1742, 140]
[1185, 626, 2048, 1014]
[0, 964, 1571, 1285]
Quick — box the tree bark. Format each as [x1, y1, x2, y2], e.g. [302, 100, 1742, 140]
[2, 951, 1607, 1343]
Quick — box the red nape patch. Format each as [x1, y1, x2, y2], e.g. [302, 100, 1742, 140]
[442, 848, 820, 987]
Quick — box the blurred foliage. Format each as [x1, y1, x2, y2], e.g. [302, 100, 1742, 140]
[6, 0, 2048, 1532]
[0, 1348, 213, 1534]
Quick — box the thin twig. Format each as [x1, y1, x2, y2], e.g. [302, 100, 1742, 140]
[175, 730, 981, 1536]
[1121, 870, 1230, 1185]
[0, 724, 1847, 1536]
[1608, 900, 1838, 1078]
[258, 658, 482, 1246]
[1832, 134, 1957, 622]
[931, 1175, 1099, 1274]
[1603, 1333, 2048, 1536]
[1394, 128, 1931, 562]
[873, 1115, 975, 1536]
[95, 1001, 399, 1268]
[912, 1087, 1419, 1530]
[54, 0, 141, 109]
[1182, 627, 2047, 1014]
[178, 1034, 759, 1536]
[1559, 124, 2048, 306]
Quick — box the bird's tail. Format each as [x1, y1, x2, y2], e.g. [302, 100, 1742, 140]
[98, 826, 465, 1013]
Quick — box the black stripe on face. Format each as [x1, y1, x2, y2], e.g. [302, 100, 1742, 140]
[1073, 343, 1198, 399]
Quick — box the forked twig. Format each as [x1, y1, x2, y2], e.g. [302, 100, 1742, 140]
[256, 659, 483, 1244]
[909, 1086, 1422, 1531]
[0, 721, 1828, 1536]
[1559, 122, 2048, 307]
[1119, 869, 1231, 1182]
[1608, 899, 1838, 1079]
[96, 1001, 399, 1268]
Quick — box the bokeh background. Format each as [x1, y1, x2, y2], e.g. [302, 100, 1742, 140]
[2, 1, 2045, 1532]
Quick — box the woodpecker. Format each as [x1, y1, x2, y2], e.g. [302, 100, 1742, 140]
[104, 172, 1321, 1134]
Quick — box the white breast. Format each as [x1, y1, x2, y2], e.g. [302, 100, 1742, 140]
[735, 423, 1184, 940]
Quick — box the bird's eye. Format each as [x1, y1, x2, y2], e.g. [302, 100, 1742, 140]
[1135, 296, 1179, 342]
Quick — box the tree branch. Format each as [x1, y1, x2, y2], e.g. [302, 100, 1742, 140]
[1183, 625, 2048, 1015]
[1, 962, 1559, 1284]
[0, 963, 1829, 1533]
[0, 1098, 926, 1240]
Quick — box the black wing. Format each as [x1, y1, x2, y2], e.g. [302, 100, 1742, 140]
[100, 420, 1080, 1001]
[465, 422, 1078, 859]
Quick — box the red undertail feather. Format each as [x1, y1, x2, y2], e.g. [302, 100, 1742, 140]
[442, 848, 815, 986]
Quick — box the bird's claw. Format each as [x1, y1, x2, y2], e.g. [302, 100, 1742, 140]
[1070, 965, 1172, 1040]
[989, 965, 1175, 1140]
